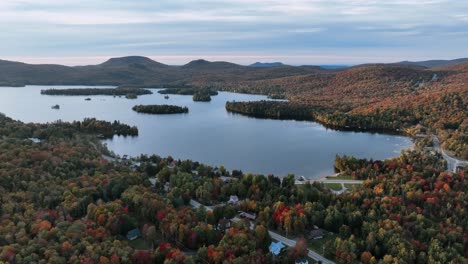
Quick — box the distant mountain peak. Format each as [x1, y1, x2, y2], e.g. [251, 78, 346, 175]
[100, 56, 168, 68]
[184, 59, 211, 67]
[249, 62, 286, 67]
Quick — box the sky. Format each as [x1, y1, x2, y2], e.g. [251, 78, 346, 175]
[0, 0, 467, 66]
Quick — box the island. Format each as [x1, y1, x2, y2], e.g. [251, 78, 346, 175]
[41, 87, 153, 97]
[125, 93, 138, 99]
[132, 104, 189, 114]
[51, 104, 60, 109]
[158, 88, 218, 96]
[192, 92, 211, 102]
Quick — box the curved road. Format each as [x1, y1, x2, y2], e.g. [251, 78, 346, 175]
[432, 135, 468, 172]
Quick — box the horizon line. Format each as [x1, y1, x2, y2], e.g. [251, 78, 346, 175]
[1, 55, 467, 67]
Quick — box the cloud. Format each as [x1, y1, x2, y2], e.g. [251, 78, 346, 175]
[0, 0, 467, 64]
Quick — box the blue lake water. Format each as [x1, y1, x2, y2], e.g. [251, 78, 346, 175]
[0, 85, 412, 178]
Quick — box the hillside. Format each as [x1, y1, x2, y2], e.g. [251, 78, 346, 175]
[223, 63, 468, 159]
[0, 57, 333, 87]
[397, 58, 468, 68]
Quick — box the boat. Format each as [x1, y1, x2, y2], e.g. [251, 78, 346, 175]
[164, 95, 169, 99]
[85, 98, 91, 101]
[51, 104, 60, 109]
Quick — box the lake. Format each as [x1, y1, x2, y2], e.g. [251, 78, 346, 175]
[0, 85, 412, 178]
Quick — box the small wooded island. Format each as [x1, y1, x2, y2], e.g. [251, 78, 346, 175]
[132, 104, 189, 114]
[41, 87, 152, 97]
[193, 92, 211, 102]
[158, 88, 218, 96]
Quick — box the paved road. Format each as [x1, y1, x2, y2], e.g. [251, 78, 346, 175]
[432, 135, 468, 172]
[190, 199, 214, 211]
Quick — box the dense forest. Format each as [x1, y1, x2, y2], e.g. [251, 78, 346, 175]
[132, 104, 189, 114]
[41, 88, 152, 97]
[0, 113, 466, 263]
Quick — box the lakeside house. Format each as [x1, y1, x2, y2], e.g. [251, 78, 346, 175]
[126, 228, 141, 241]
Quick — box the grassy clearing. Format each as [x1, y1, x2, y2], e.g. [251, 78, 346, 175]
[326, 174, 352, 180]
[344, 183, 361, 190]
[323, 183, 343, 191]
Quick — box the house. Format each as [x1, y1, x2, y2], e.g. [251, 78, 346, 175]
[269, 242, 285, 255]
[228, 195, 239, 205]
[27, 138, 41, 144]
[122, 155, 129, 161]
[296, 259, 308, 264]
[126, 228, 141, 240]
[163, 182, 170, 192]
[309, 229, 326, 240]
[239, 211, 256, 220]
[168, 160, 177, 169]
[149, 178, 157, 187]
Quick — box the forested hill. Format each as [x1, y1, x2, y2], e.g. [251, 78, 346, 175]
[223, 63, 468, 159]
[0, 56, 333, 87]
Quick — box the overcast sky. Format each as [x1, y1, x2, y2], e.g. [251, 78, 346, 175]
[1, 0, 467, 65]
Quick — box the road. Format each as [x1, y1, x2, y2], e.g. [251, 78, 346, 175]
[432, 135, 468, 172]
[193, 203, 334, 264]
[189, 199, 214, 211]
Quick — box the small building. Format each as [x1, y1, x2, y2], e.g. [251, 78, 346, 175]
[309, 229, 326, 240]
[296, 259, 308, 264]
[228, 195, 239, 205]
[122, 155, 129, 161]
[27, 138, 41, 144]
[127, 228, 141, 241]
[239, 211, 256, 220]
[168, 160, 177, 169]
[269, 242, 285, 255]
[149, 178, 157, 187]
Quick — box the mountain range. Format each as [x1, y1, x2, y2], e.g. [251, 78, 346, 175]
[0, 56, 330, 87]
[1, 56, 467, 89]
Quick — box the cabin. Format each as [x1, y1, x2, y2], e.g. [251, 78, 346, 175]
[27, 138, 41, 144]
[239, 211, 256, 220]
[228, 195, 239, 205]
[149, 178, 157, 187]
[269, 242, 285, 255]
[309, 229, 326, 240]
[168, 160, 177, 169]
[126, 228, 141, 241]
